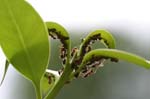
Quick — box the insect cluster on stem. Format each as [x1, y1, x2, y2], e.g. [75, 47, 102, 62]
[48, 29, 119, 79]
[72, 33, 118, 78]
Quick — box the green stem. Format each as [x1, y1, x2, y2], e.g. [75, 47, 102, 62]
[34, 83, 42, 99]
[44, 64, 72, 99]
[45, 41, 72, 99]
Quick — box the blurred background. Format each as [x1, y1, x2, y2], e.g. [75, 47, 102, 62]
[0, 0, 150, 99]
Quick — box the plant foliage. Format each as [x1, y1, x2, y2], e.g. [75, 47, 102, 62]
[0, 0, 150, 99]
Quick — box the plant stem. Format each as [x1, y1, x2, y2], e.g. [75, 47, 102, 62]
[44, 64, 72, 99]
[45, 40, 72, 99]
[35, 84, 42, 99]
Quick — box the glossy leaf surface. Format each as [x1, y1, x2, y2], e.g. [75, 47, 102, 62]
[0, 0, 50, 98]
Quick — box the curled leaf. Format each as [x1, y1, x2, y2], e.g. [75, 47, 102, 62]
[72, 30, 116, 68]
[41, 69, 59, 98]
[45, 22, 72, 99]
[46, 22, 70, 49]
[83, 49, 150, 69]
[73, 49, 150, 78]
[46, 22, 71, 66]
[79, 30, 116, 57]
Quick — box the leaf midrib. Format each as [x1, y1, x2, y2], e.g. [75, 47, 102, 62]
[4, 0, 33, 78]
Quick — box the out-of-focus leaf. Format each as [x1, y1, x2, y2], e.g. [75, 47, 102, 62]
[0, 60, 9, 86]
[80, 49, 150, 71]
[41, 69, 59, 98]
[0, 0, 50, 98]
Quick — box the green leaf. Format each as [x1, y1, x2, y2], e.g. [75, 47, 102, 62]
[41, 69, 59, 98]
[46, 22, 70, 49]
[80, 49, 150, 70]
[0, 0, 50, 98]
[73, 49, 150, 78]
[84, 30, 115, 48]
[46, 22, 71, 66]
[0, 60, 9, 86]
[78, 30, 116, 57]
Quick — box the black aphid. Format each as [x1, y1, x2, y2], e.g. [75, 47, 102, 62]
[60, 46, 66, 58]
[48, 76, 52, 84]
[71, 47, 78, 57]
[110, 58, 119, 62]
[58, 68, 64, 75]
[81, 69, 94, 78]
[48, 28, 57, 32]
[85, 45, 91, 53]
[62, 58, 66, 65]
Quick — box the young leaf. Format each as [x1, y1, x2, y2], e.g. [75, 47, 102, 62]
[46, 22, 70, 66]
[78, 30, 116, 58]
[0, 60, 9, 86]
[73, 30, 116, 66]
[0, 0, 50, 98]
[41, 69, 59, 98]
[46, 22, 70, 49]
[80, 49, 150, 72]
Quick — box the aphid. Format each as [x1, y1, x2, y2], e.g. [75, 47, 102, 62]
[71, 61, 79, 70]
[74, 73, 80, 78]
[80, 34, 101, 56]
[44, 72, 55, 85]
[103, 39, 109, 47]
[60, 46, 66, 58]
[91, 34, 101, 41]
[61, 36, 69, 41]
[110, 58, 119, 62]
[59, 36, 69, 49]
[71, 47, 78, 57]
[59, 45, 68, 65]
[60, 54, 64, 59]
[81, 45, 87, 55]
[91, 40, 95, 44]
[81, 67, 89, 73]
[48, 28, 57, 33]
[62, 58, 66, 65]
[48, 28, 58, 39]
[58, 68, 64, 75]
[48, 28, 69, 46]
[48, 76, 52, 84]
[82, 69, 94, 78]
[48, 32, 54, 38]
[57, 32, 69, 41]
[91, 61, 100, 68]
[85, 45, 91, 53]
[74, 58, 82, 66]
